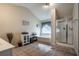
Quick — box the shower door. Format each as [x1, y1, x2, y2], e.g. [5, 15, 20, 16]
[59, 21, 67, 43]
[67, 20, 73, 44]
[56, 20, 73, 44]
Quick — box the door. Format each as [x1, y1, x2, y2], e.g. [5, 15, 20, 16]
[56, 19, 73, 44]
[58, 21, 66, 43]
[68, 20, 73, 44]
[61, 21, 67, 43]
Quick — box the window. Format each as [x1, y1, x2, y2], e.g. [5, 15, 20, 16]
[40, 22, 51, 35]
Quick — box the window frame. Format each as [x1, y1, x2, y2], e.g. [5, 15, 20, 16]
[40, 21, 51, 35]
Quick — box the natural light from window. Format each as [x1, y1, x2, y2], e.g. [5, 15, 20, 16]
[41, 22, 51, 35]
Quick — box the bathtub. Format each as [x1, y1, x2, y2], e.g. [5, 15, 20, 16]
[37, 35, 51, 44]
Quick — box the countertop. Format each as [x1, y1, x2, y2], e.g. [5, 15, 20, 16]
[0, 38, 14, 52]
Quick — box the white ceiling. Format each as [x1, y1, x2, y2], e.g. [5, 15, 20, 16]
[54, 3, 74, 18]
[14, 3, 74, 20]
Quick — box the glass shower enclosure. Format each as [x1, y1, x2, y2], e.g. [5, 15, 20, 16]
[56, 19, 73, 45]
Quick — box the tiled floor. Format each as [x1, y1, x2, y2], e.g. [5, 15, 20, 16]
[12, 41, 77, 56]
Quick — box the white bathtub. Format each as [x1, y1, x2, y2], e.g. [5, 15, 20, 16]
[37, 35, 51, 44]
[37, 35, 51, 38]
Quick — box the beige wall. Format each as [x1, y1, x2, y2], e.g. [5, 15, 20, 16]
[72, 3, 78, 55]
[0, 4, 40, 47]
[0, 4, 40, 34]
[51, 8, 56, 45]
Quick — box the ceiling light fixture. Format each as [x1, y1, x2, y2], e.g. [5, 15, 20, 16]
[42, 3, 54, 9]
[42, 3, 49, 9]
